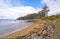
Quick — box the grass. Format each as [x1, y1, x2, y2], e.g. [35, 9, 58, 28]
[41, 14, 60, 21]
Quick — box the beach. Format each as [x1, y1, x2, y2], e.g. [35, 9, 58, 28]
[1, 22, 45, 39]
[1, 19, 60, 39]
[0, 20, 35, 39]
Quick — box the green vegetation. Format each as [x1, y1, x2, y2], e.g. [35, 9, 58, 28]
[17, 5, 49, 20]
[44, 14, 60, 21]
[17, 5, 60, 21]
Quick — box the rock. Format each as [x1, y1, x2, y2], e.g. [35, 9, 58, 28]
[15, 21, 56, 39]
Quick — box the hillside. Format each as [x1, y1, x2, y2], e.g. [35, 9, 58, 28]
[44, 14, 60, 21]
[17, 5, 60, 21]
[17, 5, 49, 20]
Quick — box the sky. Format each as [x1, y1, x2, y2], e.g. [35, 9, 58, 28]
[0, 0, 60, 19]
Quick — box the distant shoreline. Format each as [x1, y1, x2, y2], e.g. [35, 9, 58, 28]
[0, 20, 35, 39]
[1, 20, 44, 39]
[1, 19, 60, 39]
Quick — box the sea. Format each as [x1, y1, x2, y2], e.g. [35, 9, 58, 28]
[0, 19, 34, 38]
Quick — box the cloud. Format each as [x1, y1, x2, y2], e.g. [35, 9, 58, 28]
[0, 0, 40, 19]
[41, 0, 60, 15]
[0, 6, 40, 19]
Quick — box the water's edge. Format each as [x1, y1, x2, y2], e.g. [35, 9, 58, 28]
[0, 20, 35, 38]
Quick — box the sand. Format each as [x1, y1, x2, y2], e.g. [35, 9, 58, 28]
[1, 19, 60, 39]
[1, 22, 44, 39]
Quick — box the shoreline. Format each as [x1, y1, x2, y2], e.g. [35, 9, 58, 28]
[0, 22, 34, 38]
[1, 19, 59, 39]
[1, 22, 45, 39]
[0, 24, 32, 38]
[0, 20, 35, 38]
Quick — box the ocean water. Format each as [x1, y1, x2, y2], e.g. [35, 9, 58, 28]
[0, 19, 34, 38]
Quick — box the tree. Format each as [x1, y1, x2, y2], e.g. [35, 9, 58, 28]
[38, 5, 49, 17]
[17, 5, 50, 20]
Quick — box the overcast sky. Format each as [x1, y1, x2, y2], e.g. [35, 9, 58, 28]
[0, 0, 60, 19]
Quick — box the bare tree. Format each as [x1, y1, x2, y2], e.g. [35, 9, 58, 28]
[38, 5, 50, 17]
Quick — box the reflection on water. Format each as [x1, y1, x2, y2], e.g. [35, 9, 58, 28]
[0, 19, 34, 38]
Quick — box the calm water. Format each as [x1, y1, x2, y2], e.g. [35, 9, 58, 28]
[0, 19, 34, 38]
